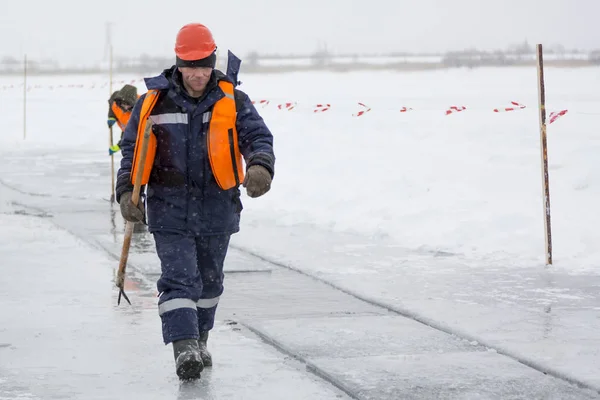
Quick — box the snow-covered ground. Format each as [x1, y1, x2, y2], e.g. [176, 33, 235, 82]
[240, 67, 599, 269]
[1, 65, 600, 398]
[3, 66, 596, 268]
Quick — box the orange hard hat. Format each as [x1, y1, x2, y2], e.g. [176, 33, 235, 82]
[175, 23, 217, 61]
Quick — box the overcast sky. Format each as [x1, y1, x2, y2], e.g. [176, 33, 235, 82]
[1, 0, 598, 65]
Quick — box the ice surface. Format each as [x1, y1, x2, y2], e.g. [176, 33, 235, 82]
[1, 66, 600, 398]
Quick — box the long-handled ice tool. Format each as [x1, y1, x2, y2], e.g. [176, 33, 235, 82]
[116, 119, 154, 305]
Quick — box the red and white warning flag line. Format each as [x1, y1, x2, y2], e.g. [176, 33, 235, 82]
[549, 109, 568, 124]
[0, 80, 575, 125]
[493, 101, 526, 112]
[277, 102, 296, 111]
[352, 102, 371, 117]
[251, 99, 270, 107]
[445, 106, 467, 115]
[313, 103, 331, 113]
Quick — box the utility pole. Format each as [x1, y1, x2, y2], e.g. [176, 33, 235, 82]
[104, 22, 114, 61]
[106, 21, 116, 203]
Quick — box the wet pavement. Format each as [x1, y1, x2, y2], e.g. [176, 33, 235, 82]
[1, 148, 600, 399]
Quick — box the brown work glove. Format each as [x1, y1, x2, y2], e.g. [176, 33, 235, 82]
[119, 192, 145, 222]
[243, 165, 272, 198]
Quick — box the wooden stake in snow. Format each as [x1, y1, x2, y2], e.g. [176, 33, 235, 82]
[536, 44, 553, 265]
[23, 54, 27, 140]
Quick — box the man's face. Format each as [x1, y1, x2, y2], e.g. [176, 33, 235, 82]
[116, 99, 133, 112]
[179, 66, 212, 96]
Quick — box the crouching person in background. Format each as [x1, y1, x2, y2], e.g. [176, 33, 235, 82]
[107, 84, 139, 155]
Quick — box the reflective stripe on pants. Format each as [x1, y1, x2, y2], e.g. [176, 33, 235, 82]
[158, 296, 220, 316]
[153, 232, 230, 343]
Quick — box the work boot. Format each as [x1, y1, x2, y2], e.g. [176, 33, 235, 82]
[198, 331, 212, 367]
[173, 339, 203, 380]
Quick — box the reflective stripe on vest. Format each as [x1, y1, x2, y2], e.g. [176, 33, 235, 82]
[130, 81, 244, 190]
[111, 102, 132, 131]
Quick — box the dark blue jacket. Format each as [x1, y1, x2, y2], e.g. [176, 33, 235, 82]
[116, 66, 275, 235]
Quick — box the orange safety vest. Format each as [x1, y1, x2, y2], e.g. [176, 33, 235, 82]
[131, 81, 244, 191]
[111, 102, 132, 131]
